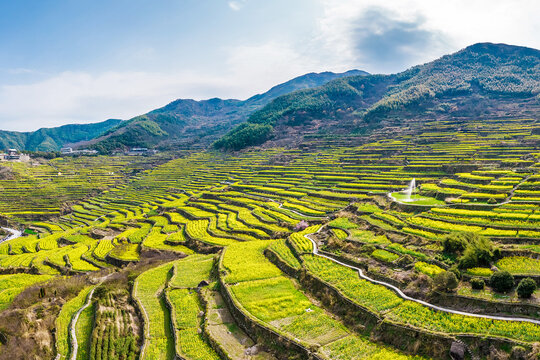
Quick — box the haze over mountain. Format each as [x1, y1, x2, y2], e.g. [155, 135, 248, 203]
[0, 70, 366, 152]
[215, 43, 540, 150]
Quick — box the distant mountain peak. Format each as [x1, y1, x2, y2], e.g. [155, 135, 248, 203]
[0, 119, 122, 152]
[246, 69, 369, 106]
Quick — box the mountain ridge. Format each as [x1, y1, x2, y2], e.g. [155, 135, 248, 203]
[0, 119, 122, 152]
[214, 42, 540, 150]
[3, 42, 539, 153]
[82, 70, 369, 153]
[0, 70, 367, 152]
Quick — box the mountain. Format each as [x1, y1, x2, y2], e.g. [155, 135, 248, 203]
[83, 70, 368, 153]
[247, 70, 367, 107]
[215, 43, 540, 150]
[0, 119, 122, 152]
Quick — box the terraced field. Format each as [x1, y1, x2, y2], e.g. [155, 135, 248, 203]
[0, 117, 539, 359]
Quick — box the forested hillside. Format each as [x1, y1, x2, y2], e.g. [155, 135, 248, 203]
[0, 119, 121, 152]
[215, 43, 540, 150]
[85, 70, 367, 153]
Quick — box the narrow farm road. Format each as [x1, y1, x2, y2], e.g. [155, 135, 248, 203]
[0, 227, 22, 244]
[68, 272, 116, 360]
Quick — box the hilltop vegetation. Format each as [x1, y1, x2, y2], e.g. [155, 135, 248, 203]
[216, 43, 540, 150]
[3, 44, 540, 154]
[0, 71, 364, 153]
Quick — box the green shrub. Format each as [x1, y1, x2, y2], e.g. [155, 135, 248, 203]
[434, 271, 459, 292]
[458, 235, 495, 269]
[490, 271, 514, 293]
[449, 266, 462, 280]
[442, 232, 497, 270]
[470, 278, 485, 290]
[516, 277, 537, 298]
[442, 232, 469, 254]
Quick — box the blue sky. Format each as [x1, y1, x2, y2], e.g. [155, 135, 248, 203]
[0, 0, 539, 131]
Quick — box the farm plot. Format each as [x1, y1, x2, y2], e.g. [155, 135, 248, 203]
[0, 273, 52, 311]
[134, 262, 175, 360]
[221, 238, 430, 358]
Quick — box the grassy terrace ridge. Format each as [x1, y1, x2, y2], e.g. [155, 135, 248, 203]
[166, 255, 220, 360]
[133, 262, 176, 360]
[0, 117, 538, 359]
[0, 154, 172, 221]
[221, 238, 429, 359]
[0, 273, 53, 311]
[299, 254, 540, 342]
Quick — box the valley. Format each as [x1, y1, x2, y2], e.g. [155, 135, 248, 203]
[0, 113, 539, 359]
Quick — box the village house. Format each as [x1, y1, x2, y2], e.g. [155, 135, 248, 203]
[1, 149, 29, 161]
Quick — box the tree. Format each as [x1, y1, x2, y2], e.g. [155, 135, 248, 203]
[442, 232, 469, 254]
[442, 232, 496, 269]
[490, 271, 514, 293]
[434, 271, 459, 292]
[516, 277, 537, 298]
[470, 278, 485, 290]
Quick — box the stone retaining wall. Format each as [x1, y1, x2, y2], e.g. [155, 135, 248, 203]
[430, 292, 540, 319]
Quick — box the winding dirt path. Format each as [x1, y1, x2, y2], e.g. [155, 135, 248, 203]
[68, 286, 97, 360]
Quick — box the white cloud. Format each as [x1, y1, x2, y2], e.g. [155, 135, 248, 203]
[228, 1, 244, 11]
[0, 71, 232, 131]
[314, 1, 452, 73]
[226, 41, 322, 96]
[315, 0, 540, 73]
[2, 0, 540, 131]
[0, 41, 322, 131]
